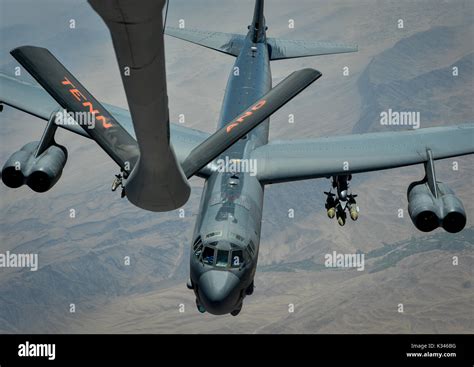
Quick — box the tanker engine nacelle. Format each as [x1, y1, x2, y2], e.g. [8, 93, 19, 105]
[2, 141, 68, 193]
[407, 181, 466, 233]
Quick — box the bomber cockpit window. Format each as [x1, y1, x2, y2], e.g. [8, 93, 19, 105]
[215, 250, 230, 268]
[193, 236, 203, 258]
[202, 246, 215, 265]
[231, 250, 244, 268]
[194, 243, 203, 258]
[247, 240, 256, 258]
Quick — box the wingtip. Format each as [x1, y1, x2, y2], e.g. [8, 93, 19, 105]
[10, 45, 48, 57]
[300, 68, 323, 80]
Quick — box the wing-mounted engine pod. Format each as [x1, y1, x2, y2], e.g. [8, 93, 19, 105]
[407, 181, 442, 232]
[26, 143, 68, 193]
[1, 111, 68, 192]
[1, 141, 38, 188]
[437, 183, 467, 233]
[407, 149, 442, 232]
[407, 181, 467, 233]
[407, 149, 467, 233]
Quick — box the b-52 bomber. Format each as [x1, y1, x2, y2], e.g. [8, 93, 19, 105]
[1, 0, 472, 315]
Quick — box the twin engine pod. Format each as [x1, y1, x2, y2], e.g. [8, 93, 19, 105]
[2, 141, 68, 193]
[407, 181, 466, 233]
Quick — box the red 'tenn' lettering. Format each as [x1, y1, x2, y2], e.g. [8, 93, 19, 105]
[61, 77, 113, 129]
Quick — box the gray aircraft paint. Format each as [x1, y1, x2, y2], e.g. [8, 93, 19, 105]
[1, 0, 473, 316]
[188, 0, 271, 315]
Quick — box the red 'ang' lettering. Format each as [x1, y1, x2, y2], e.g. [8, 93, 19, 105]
[226, 99, 266, 133]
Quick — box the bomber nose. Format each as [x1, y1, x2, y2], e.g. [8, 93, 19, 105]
[198, 270, 240, 315]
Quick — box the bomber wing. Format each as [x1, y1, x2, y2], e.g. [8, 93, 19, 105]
[251, 124, 474, 184]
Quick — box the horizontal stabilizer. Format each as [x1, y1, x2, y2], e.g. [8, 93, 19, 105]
[268, 38, 358, 60]
[165, 27, 245, 56]
[10, 46, 140, 171]
[182, 68, 322, 178]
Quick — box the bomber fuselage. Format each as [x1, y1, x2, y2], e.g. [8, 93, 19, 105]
[189, 20, 271, 315]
